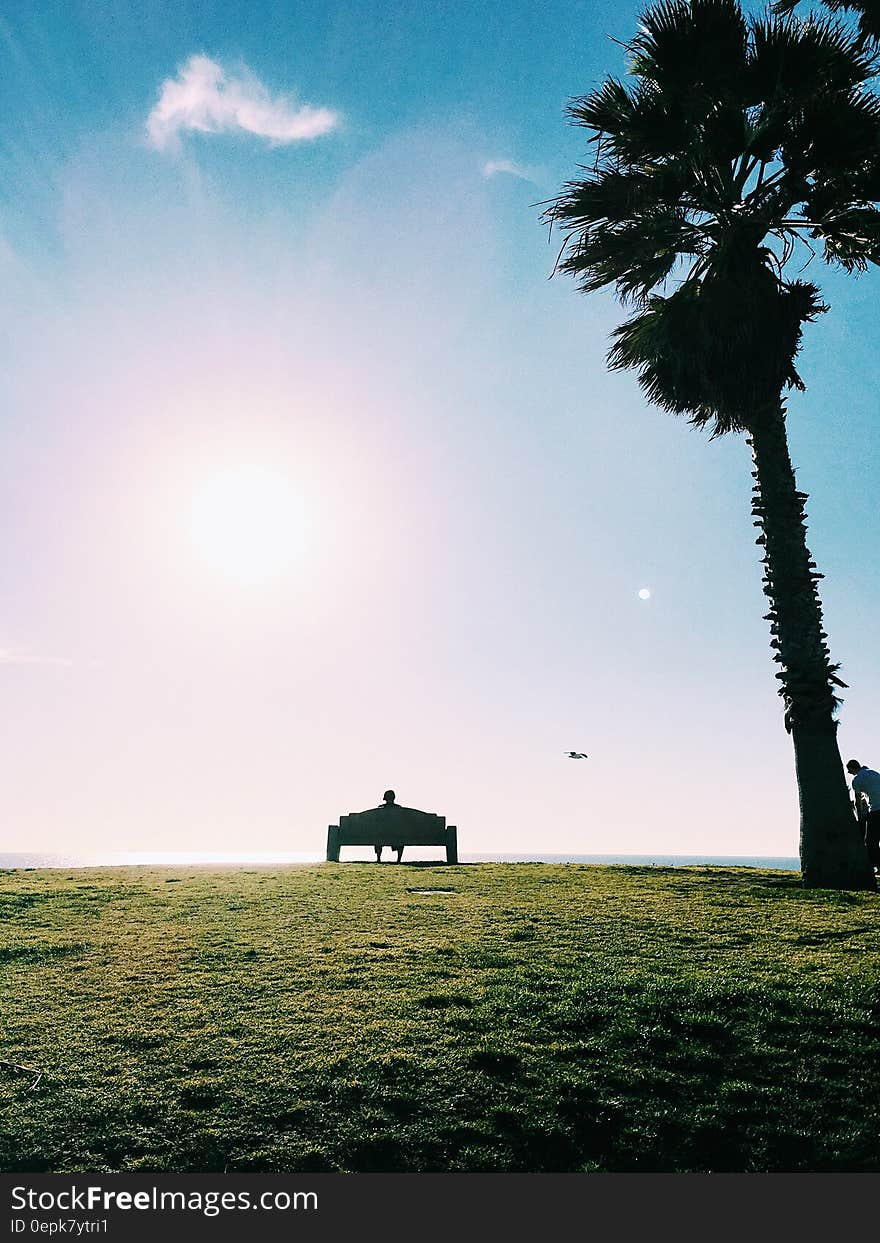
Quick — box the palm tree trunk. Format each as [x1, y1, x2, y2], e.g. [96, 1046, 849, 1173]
[747, 404, 874, 890]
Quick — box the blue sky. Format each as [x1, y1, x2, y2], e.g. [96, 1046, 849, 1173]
[1, 0, 877, 857]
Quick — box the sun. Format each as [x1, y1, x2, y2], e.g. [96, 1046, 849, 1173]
[189, 466, 304, 584]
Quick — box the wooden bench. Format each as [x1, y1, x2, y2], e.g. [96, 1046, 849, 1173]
[326, 801, 458, 863]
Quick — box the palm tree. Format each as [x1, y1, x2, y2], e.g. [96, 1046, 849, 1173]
[545, 0, 880, 889]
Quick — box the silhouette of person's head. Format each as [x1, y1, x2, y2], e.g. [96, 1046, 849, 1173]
[846, 760, 863, 774]
[383, 789, 396, 804]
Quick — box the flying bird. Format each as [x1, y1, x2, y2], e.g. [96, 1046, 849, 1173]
[565, 752, 589, 759]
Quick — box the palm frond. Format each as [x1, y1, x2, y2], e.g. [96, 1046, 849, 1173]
[629, 0, 749, 96]
[567, 78, 636, 137]
[607, 275, 826, 434]
[793, 82, 880, 157]
[771, 1, 880, 46]
[557, 213, 696, 303]
[750, 14, 876, 99]
[550, 165, 690, 227]
[571, 79, 692, 161]
[817, 205, 880, 267]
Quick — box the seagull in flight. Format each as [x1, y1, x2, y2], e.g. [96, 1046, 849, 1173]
[565, 751, 589, 759]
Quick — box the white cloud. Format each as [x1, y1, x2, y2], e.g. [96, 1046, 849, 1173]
[482, 158, 536, 184]
[147, 55, 340, 152]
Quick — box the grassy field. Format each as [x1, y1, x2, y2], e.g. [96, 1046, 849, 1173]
[2, 862, 880, 1173]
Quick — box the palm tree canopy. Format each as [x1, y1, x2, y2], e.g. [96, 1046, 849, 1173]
[547, 0, 880, 434]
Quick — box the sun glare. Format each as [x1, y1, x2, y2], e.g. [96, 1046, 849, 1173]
[189, 466, 304, 584]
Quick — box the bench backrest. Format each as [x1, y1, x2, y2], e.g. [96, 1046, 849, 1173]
[337, 805, 447, 846]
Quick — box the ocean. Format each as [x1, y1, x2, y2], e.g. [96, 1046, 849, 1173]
[0, 852, 801, 871]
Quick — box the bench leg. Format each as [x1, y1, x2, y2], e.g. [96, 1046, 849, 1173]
[326, 826, 340, 862]
[446, 826, 458, 865]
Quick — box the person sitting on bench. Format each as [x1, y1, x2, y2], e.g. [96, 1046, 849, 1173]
[327, 794, 456, 864]
[374, 789, 405, 863]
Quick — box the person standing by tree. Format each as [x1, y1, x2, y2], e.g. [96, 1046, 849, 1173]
[545, 0, 880, 889]
[846, 760, 880, 872]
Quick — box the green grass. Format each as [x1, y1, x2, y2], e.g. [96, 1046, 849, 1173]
[2, 862, 880, 1172]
